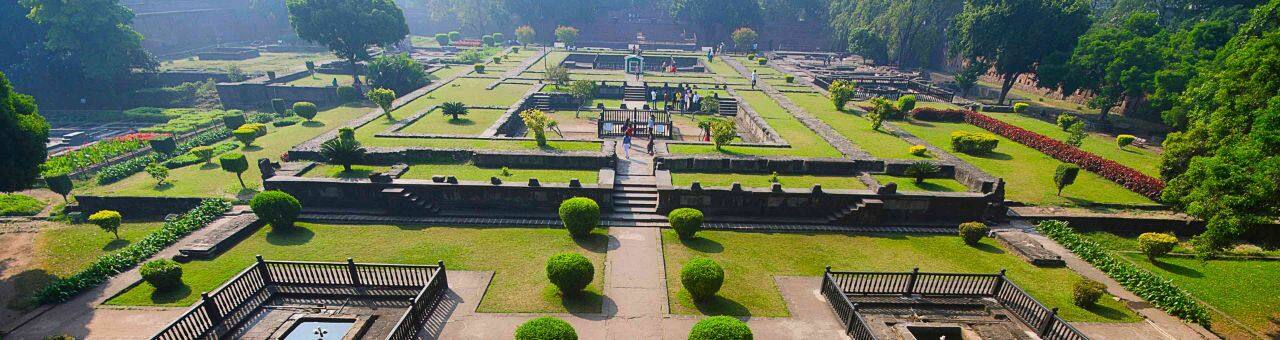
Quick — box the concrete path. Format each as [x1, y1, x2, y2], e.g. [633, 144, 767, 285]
[1007, 221, 1219, 340]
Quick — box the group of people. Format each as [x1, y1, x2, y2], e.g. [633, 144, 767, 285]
[649, 85, 717, 113]
[619, 115, 658, 159]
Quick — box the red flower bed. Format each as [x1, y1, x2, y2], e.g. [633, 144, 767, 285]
[962, 110, 1164, 200]
[910, 107, 967, 122]
[115, 132, 167, 142]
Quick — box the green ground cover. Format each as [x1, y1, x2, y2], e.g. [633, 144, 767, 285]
[300, 164, 392, 179]
[85, 104, 372, 199]
[408, 35, 441, 48]
[277, 74, 366, 87]
[398, 162, 599, 184]
[1080, 232, 1280, 257]
[668, 90, 841, 158]
[525, 51, 568, 72]
[386, 78, 530, 119]
[7, 221, 166, 309]
[399, 108, 509, 136]
[893, 119, 1155, 206]
[661, 230, 1140, 322]
[159, 52, 333, 74]
[105, 224, 608, 314]
[0, 194, 45, 216]
[1117, 252, 1279, 338]
[786, 92, 921, 160]
[871, 175, 969, 192]
[982, 112, 1161, 176]
[706, 58, 743, 78]
[670, 172, 866, 190]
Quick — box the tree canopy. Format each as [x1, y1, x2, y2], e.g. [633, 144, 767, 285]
[949, 0, 1092, 104]
[286, 0, 408, 82]
[0, 71, 49, 192]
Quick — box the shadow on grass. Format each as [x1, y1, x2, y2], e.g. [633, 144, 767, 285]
[199, 162, 220, 170]
[1085, 300, 1137, 321]
[446, 118, 476, 126]
[234, 188, 261, 202]
[553, 287, 605, 315]
[150, 284, 193, 304]
[242, 145, 265, 152]
[679, 236, 725, 254]
[152, 182, 174, 191]
[692, 295, 752, 317]
[4, 269, 56, 311]
[333, 168, 375, 179]
[103, 238, 131, 251]
[266, 225, 315, 246]
[1152, 259, 1204, 278]
[301, 120, 326, 127]
[972, 242, 1006, 254]
[573, 232, 610, 254]
[910, 181, 958, 192]
[972, 150, 1014, 161]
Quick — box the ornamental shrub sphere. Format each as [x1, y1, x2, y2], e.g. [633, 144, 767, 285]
[546, 253, 594, 294]
[514, 317, 577, 340]
[558, 197, 599, 238]
[689, 316, 753, 340]
[681, 258, 724, 301]
[669, 208, 704, 239]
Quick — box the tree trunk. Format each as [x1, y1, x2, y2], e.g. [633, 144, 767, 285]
[999, 76, 1016, 105]
[343, 163, 352, 172]
[915, 177, 924, 185]
[113, 230, 119, 239]
[349, 59, 361, 88]
[237, 173, 246, 189]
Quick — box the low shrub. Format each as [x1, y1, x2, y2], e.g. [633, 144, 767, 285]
[757, 58, 766, 65]
[1072, 279, 1106, 307]
[1137, 232, 1178, 261]
[474, 63, 486, 73]
[242, 123, 268, 136]
[336, 86, 360, 103]
[546, 253, 594, 294]
[273, 116, 303, 127]
[1231, 244, 1265, 256]
[904, 161, 940, 184]
[293, 102, 318, 121]
[949, 131, 999, 154]
[689, 316, 752, 340]
[1012, 102, 1029, 113]
[681, 258, 724, 301]
[140, 259, 183, 290]
[746, 54, 756, 60]
[908, 145, 929, 157]
[250, 191, 302, 229]
[1056, 114, 1079, 131]
[223, 113, 247, 130]
[1035, 220, 1210, 326]
[35, 200, 230, 304]
[89, 210, 123, 239]
[784, 75, 794, 83]
[669, 208, 704, 239]
[220, 153, 250, 188]
[271, 98, 287, 115]
[514, 317, 577, 340]
[164, 142, 237, 169]
[909, 107, 967, 122]
[558, 197, 599, 238]
[149, 136, 178, 155]
[1116, 134, 1136, 149]
[958, 221, 988, 246]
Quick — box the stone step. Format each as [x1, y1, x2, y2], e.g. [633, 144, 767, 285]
[604, 220, 669, 228]
[606, 212, 668, 222]
[613, 192, 658, 199]
[617, 186, 658, 193]
[613, 199, 657, 207]
[612, 206, 658, 214]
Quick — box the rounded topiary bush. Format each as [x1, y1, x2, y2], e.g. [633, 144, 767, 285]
[546, 253, 594, 294]
[958, 221, 989, 246]
[140, 259, 184, 290]
[474, 63, 486, 73]
[558, 197, 599, 238]
[250, 190, 302, 229]
[756, 58, 766, 65]
[1012, 102, 1029, 113]
[1072, 279, 1106, 308]
[88, 210, 123, 238]
[1137, 232, 1178, 261]
[689, 316, 753, 340]
[293, 102, 318, 121]
[669, 208, 704, 239]
[514, 316, 577, 340]
[680, 258, 724, 301]
[1116, 134, 1136, 149]
[908, 145, 928, 157]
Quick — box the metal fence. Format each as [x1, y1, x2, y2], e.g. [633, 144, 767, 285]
[598, 109, 674, 138]
[821, 267, 1089, 340]
[152, 256, 447, 340]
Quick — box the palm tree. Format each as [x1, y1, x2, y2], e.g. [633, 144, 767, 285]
[904, 161, 941, 184]
[320, 137, 366, 172]
[441, 102, 469, 120]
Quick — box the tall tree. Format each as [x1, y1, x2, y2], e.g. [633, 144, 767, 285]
[1037, 12, 1165, 119]
[22, 0, 156, 83]
[287, 0, 409, 86]
[670, 0, 761, 43]
[828, 0, 960, 67]
[0, 71, 49, 192]
[949, 0, 1092, 104]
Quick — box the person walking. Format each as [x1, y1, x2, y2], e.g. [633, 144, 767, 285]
[650, 89, 657, 108]
[750, 70, 758, 89]
[646, 132, 656, 156]
[647, 113, 656, 136]
[675, 91, 683, 112]
[622, 119, 634, 159]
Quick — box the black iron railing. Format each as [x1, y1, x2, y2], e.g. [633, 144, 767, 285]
[598, 109, 674, 138]
[821, 267, 1089, 340]
[152, 256, 447, 340]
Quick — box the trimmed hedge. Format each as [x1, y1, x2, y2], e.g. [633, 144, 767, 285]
[689, 316, 753, 340]
[1035, 220, 1210, 326]
[546, 253, 594, 294]
[163, 142, 238, 169]
[669, 208, 704, 239]
[250, 191, 302, 229]
[964, 110, 1164, 200]
[908, 145, 929, 157]
[681, 258, 725, 301]
[910, 107, 967, 122]
[950, 131, 999, 154]
[1072, 279, 1105, 307]
[514, 317, 577, 340]
[958, 221, 988, 246]
[1137, 232, 1178, 261]
[558, 197, 599, 238]
[140, 259, 184, 290]
[34, 199, 231, 304]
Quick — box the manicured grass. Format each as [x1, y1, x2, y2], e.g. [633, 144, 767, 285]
[786, 92, 921, 160]
[661, 230, 1140, 322]
[670, 172, 866, 190]
[669, 90, 841, 158]
[982, 111, 1162, 176]
[388, 78, 532, 119]
[301, 164, 392, 179]
[892, 119, 1155, 206]
[278, 74, 366, 87]
[159, 52, 334, 74]
[399, 108, 509, 136]
[7, 221, 167, 310]
[105, 223, 608, 314]
[871, 175, 969, 192]
[0, 194, 45, 216]
[1079, 231, 1280, 261]
[85, 104, 373, 198]
[524, 51, 568, 72]
[354, 115, 601, 151]
[1117, 253, 1280, 339]
[705, 58, 743, 78]
[399, 162, 599, 184]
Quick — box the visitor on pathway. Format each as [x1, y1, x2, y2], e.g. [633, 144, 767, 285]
[675, 91, 683, 111]
[623, 119, 634, 159]
[751, 70, 758, 89]
[651, 90, 657, 107]
[646, 133, 655, 155]
[647, 113, 655, 135]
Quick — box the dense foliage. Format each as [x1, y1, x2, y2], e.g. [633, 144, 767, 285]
[557, 197, 599, 238]
[514, 317, 577, 340]
[948, 131, 999, 155]
[828, 0, 961, 67]
[320, 135, 366, 172]
[1035, 220, 1210, 326]
[949, 0, 1091, 104]
[680, 258, 725, 301]
[220, 153, 250, 189]
[367, 53, 430, 95]
[0, 71, 48, 192]
[688, 316, 753, 340]
[1053, 164, 1079, 196]
[520, 109, 557, 146]
[367, 88, 397, 120]
[957, 221, 988, 246]
[140, 259, 183, 291]
[35, 199, 230, 304]
[1071, 279, 1105, 307]
[286, 0, 408, 84]
[88, 210, 123, 239]
[1137, 232, 1179, 261]
[545, 253, 594, 294]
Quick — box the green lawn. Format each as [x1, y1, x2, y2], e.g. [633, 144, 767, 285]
[301, 164, 392, 179]
[786, 92, 922, 160]
[0, 194, 45, 216]
[661, 230, 1140, 322]
[354, 115, 600, 151]
[278, 74, 366, 87]
[1080, 231, 1280, 257]
[982, 111, 1162, 176]
[105, 223, 608, 314]
[399, 108, 509, 136]
[159, 52, 333, 74]
[85, 104, 372, 198]
[387, 78, 532, 119]
[7, 221, 166, 310]
[1118, 253, 1280, 339]
[669, 90, 841, 158]
[892, 119, 1155, 206]
[399, 162, 599, 184]
[871, 175, 969, 192]
[671, 172, 866, 190]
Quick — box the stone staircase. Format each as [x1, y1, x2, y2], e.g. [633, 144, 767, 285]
[825, 198, 883, 225]
[623, 85, 648, 102]
[530, 93, 552, 111]
[383, 188, 440, 216]
[717, 97, 739, 115]
[607, 174, 667, 227]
